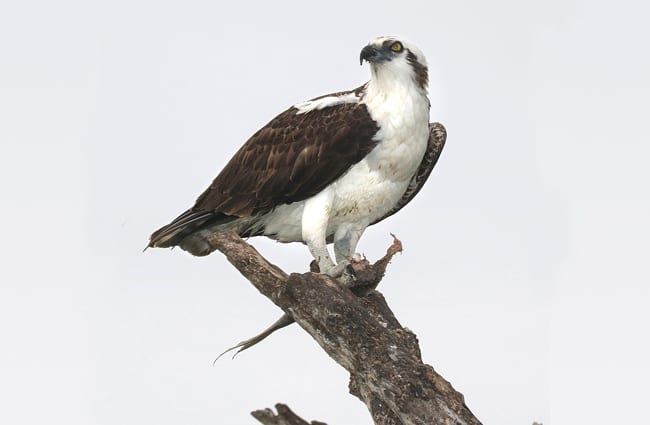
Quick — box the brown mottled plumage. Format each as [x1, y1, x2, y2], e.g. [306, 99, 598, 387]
[149, 88, 379, 249]
[194, 91, 379, 216]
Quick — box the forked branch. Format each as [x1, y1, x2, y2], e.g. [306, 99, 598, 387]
[208, 231, 481, 425]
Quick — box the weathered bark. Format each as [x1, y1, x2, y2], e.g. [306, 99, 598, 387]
[208, 231, 481, 425]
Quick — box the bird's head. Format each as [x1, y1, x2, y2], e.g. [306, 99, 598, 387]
[360, 36, 428, 93]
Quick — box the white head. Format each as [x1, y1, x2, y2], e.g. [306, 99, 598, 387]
[360, 36, 428, 93]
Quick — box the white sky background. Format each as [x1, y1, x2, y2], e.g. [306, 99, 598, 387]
[1, 1, 648, 424]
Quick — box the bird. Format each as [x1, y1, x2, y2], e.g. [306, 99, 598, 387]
[148, 36, 446, 276]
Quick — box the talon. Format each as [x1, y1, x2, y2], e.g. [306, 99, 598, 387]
[323, 260, 358, 287]
[339, 274, 355, 287]
[325, 261, 349, 278]
[350, 253, 365, 264]
[345, 263, 357, 278]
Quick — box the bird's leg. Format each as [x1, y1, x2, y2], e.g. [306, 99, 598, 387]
[332, 225, 366, 282]
[305, 237, 336, 276]
[302, 189, 337, 275]
[333, 225, 365, 264]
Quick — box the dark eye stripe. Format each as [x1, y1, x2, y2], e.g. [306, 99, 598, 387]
[382, 39, 403, 51]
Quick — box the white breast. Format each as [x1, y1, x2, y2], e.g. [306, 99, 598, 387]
[262, 92, 429, 244]
[327, 88, 430, 228]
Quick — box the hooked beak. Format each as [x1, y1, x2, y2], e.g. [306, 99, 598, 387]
[359, 45, 391, 65]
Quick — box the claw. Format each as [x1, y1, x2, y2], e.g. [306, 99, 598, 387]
[324, 260, 350, 278]
[350, 252, 365, 264]
[345, 262, 357, 278]
[323, 260, 358, 287]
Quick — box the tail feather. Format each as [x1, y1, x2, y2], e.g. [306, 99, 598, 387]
[148, 209, 232, 249]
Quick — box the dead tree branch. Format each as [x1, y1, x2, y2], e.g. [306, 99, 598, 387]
[252, 403, 327, 425]
[208, 231, 481, 425]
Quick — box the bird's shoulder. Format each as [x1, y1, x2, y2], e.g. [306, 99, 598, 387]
[192, 84, 379, 216]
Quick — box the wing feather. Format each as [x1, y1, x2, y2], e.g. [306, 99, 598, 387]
[148, 209, 233, 248]
[193, 96, 379, 217]
[149, 89, 379, 248]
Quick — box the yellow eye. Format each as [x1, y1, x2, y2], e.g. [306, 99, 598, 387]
[391, 42, 403, 52]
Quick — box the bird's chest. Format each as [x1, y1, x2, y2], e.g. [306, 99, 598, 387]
[329, 102, 429, 226]
[365, 92, 429, 178]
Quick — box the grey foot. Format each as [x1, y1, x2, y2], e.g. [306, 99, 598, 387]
[325, 260, 349, 278]
[324, 260, 358, 287]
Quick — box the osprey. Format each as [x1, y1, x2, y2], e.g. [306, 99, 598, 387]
[149, 36, 446, 276]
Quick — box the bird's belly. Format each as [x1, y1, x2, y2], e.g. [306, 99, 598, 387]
[260, 175, 409, 244]
[327, 163, 410, 229]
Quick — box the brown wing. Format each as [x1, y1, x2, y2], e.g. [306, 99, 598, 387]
[193, 100, 380, 217]
[370, 122, 446, 225]
[148, 91, 379, 249]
